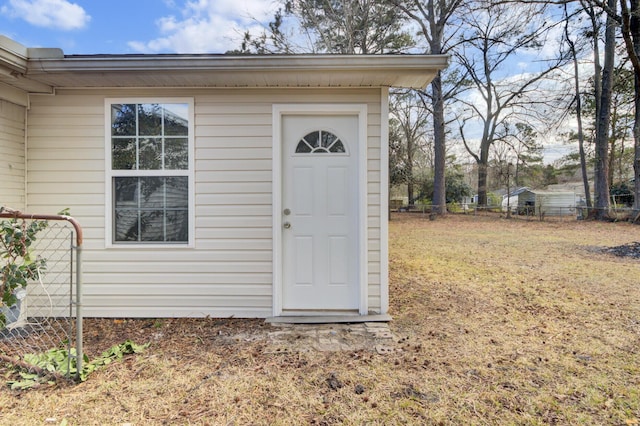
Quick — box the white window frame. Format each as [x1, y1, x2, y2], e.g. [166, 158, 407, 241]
[104, 97, 195, 248]
[292, 129, 350, 156]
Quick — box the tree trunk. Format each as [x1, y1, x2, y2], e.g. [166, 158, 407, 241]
[578, 124, 592, 209]
[407, 181, 415, 207]
[594, 0, 616, 219]
[431, 72, 447, 214]
[566, 7, 592, 209]
[407, 127, 415, 207]
[608, 139, 616, 185]
[630, 0, 640, 216]
[477, 146, 490, 207]
[477, 164, 488, 207]
[608, 103, 618, 184]
[634, 73, 640, 215]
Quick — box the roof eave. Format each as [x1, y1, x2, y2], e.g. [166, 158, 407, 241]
[1, 36, 449, 92]
[0, 36, 28, 73]
[23, 54, 449, 90]
[30, 53, 449, 72]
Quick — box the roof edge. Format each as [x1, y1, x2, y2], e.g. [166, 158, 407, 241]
[28, 54, 450, 73]
[23, 53, 449, 90]
[0, 36, 449, 91]
[0, 35, 28, 72]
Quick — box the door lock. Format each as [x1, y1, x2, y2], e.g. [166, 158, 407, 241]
[283, 222, 291, 229]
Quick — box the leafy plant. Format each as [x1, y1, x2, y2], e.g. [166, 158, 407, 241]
[610, 181, 635, 207]
[6, 340, 149, 389]
[0, 217, 48, 328]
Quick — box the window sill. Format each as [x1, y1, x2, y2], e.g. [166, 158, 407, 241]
[105, 242, 195, 249]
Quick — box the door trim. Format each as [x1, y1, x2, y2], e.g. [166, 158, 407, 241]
[272, 104, 368, 316]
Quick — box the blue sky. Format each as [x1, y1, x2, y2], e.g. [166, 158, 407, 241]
[0, 0, 277, 54]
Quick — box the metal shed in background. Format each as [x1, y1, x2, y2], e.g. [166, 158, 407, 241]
[517, 190, 577, 217]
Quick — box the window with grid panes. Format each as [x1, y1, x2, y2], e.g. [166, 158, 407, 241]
[108, 102, 191, 244]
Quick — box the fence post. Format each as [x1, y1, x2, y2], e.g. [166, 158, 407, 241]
[75, 243, 83, 380]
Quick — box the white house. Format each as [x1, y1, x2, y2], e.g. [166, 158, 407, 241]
[0, 36, 448, 320]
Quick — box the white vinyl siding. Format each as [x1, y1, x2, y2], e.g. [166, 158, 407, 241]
[0, 99, 25, 211]
[26, 88, 383, 318]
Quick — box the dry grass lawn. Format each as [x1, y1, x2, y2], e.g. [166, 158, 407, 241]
[1, 213, 640, 425]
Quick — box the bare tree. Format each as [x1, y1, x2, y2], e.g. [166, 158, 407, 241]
[564, 3, 593, 208]
[585, 0, 640, 218]
[454, 1, 570, 206]
[563, 1, 635, 216]
[592, 0, 616, 218]
[608, 64, 635, 183]
[389, 91, 432, 206]
[390, 0, 464, 215]
[620, 0, 640, 217]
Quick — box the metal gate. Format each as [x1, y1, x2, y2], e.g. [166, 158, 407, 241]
[0, 210, 83, 380]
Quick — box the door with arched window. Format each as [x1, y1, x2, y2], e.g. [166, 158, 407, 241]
[281, 114, 360, 312]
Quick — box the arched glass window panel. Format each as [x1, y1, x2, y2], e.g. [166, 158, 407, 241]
[296, 130, 346, 154]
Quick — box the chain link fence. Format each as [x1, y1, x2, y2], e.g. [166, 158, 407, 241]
[391, 203, 636, 222]
[0, 211, 83, 380]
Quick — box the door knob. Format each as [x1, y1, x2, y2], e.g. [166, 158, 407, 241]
[283, 222, 291, 229]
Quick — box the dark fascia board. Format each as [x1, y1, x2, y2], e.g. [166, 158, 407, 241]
[32, 53, 449, 72]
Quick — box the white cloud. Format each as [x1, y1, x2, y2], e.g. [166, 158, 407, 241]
[127, 0, 277, 53]
[1, 0, 90, 30]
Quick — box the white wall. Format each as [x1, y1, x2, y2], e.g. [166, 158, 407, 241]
[0, 99, 25, 211]
[26, 88, 384, 318]
[535, 192, 576, 216]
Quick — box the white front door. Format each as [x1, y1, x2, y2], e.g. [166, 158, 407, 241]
[281, 114, 360, 312]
